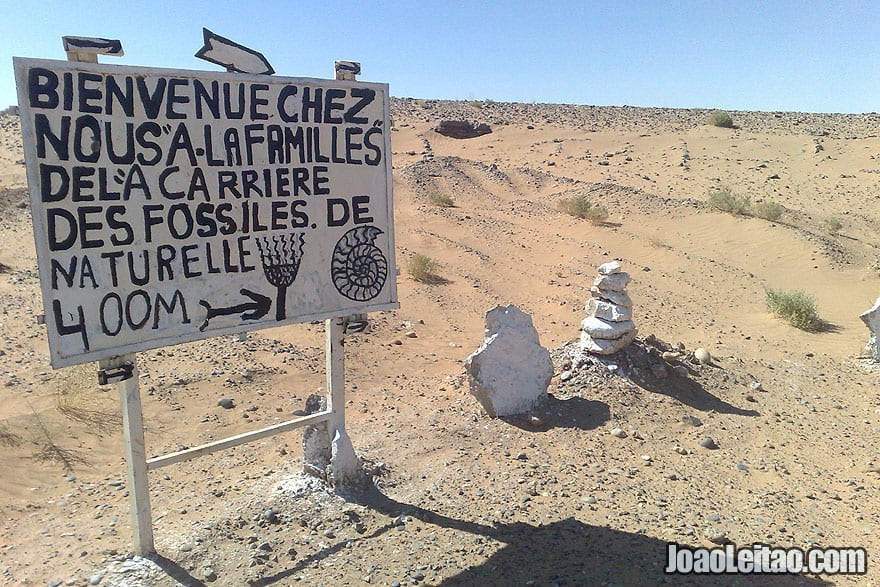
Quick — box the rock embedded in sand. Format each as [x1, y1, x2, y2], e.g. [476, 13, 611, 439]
[434, 120, 492, 139]
[580, 263, 637, 355]
[464, 305, 552, 417]
[699, 437, 719, 450]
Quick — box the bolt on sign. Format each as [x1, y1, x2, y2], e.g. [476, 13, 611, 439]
[14, 58, 398, 367]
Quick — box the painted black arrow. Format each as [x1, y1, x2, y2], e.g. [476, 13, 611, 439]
[199, 289, 272, 331]
[195, 28, 274, 75]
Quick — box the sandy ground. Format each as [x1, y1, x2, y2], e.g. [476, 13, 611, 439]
[1, 100, 880, 586]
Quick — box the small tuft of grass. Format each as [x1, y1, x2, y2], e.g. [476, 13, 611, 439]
[707, 110, 735, 128]
[408, 253, 440, 283]
[647, 234, 670, 249]
[765, 288, 822, 331]
[826, 217, 843, 235]
[428, 192, 455, 208]
[558, 195, 609, 225]
[751, 200, 784, 222]
[28, 402, 87, 472]
[708, 186, 750, 215]
[0, 420, 22, 447]
[54, 363, 122, 435]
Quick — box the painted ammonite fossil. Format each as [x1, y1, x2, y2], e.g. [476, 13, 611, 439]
[331, 225, 388, 302]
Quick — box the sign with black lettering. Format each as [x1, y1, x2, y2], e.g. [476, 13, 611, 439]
[14, 57, 397, 367]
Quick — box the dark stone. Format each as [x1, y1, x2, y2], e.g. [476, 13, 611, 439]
[434, 120, 492, 139]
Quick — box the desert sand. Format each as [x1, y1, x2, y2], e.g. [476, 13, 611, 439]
[1, 99, 880, 586]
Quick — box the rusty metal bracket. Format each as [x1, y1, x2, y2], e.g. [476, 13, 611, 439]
[344, 314, 369, 335]
[98, 362, 134, 385]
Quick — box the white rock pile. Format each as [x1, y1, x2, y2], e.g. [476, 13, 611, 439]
[580, 261, 637, 355]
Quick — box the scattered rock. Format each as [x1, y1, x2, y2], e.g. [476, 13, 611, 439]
[699, 437, 720, 450]
[217, 397, 235, 409]
[610, 428, 627, 438]
[693, 348, 712, 365]
[703, 526, 730, 544]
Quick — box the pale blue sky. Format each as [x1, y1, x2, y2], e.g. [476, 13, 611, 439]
[3, 0, 879, 113]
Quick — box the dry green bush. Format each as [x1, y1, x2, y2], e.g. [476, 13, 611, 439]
[28, 402, 87, 472]
[826, 217, 843, 235]
[707, 110, 735, 128]
[752, 200, 784, 222]
[708, 186, 750, 215]
[408, 253, 440, 283]
[0, 421, 21, 447]
[428, 192, 455, 208]
[558, 195, 609, 225]
[765, 288, 821, 331]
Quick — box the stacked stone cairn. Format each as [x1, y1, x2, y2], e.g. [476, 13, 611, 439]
[580, 261, 637, 355]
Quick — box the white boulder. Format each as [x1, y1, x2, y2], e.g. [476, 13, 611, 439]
[860, 296, 880, 361]
[465, 305, 552, 417]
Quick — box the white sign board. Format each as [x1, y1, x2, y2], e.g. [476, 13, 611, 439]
[14, 58, 397, 367]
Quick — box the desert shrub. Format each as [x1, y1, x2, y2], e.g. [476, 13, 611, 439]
[55, 363, 121, 434]
[408, 253, 439, 283]
[647, 234, 669, 249]
[0, 421, 21, 447]
[826, 217, 843, 235]
[752, 200, 784, 222]
[428, 192, 455, 208]
[558, 195, 609, 225]
[708, 186, 750, 215]
[707, 110, 734, 128]
[585, 204, 609, 225]
[765, 288, 821, 331]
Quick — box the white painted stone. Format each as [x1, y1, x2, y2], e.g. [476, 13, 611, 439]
[859, 296, 880, 361]
[330, 429, 361, 488]
[597, 261, 622, 275]
[581, 317, 636, 340]
[465, 305, 552, 417]
[594, 272, 631, 291]
[590, 286, 633, 308]
[586, 298, 632, 322]
[580, 329, 638, 355]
